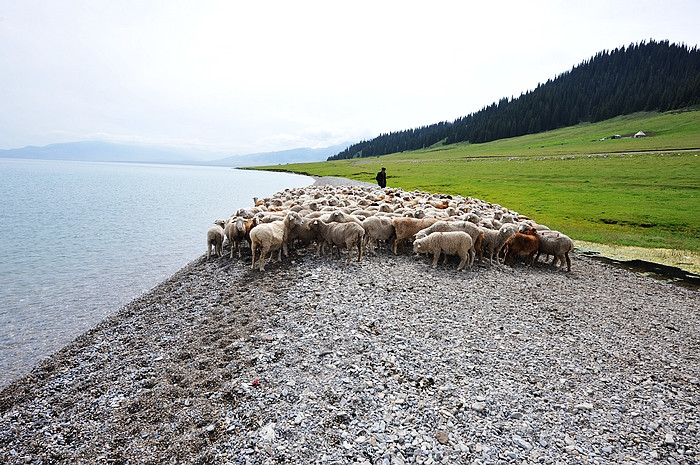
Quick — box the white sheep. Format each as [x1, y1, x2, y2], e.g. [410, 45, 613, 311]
[309, 219, 365, 264]
[414, 220, 484, 264]
[327, 210, 364, 225]
[494, 223, 519, 264]
[412, 231, 474, 271]
[361, 216, 396, 255]
[206, 223, 225, 259]
[479, 228, 502, 265]
[535, 230, 575, 271]
[224, 216, 247, 258]
[250, 212, 304, 271]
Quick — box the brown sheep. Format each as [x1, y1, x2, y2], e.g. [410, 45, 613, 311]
[391, 217, 439, 255]
[503, 227, 539, 267]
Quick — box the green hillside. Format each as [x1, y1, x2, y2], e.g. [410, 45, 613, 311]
[331, 41, 700, 160]
[252, 109, 700, 256]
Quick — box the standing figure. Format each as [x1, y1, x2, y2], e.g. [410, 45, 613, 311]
[376, 167, 387, 188]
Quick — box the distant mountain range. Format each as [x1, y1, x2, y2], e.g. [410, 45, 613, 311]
[0, 141, 351, 167]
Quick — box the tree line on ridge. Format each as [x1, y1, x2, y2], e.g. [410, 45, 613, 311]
[328, 40, 700, 160]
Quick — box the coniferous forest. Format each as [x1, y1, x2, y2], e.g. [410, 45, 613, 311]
[329, 40, 700, 160]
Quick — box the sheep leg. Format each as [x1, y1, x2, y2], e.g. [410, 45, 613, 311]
[527, 252, 537, 267]
[431, 251, 440, 268]
[259, 246, 270, 271]
[250, 244, 258, 269]
[457, 253, 468, 271]
[565, 252, 572, 272]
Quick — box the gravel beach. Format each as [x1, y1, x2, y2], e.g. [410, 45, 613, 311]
[1, 178, 698, 464]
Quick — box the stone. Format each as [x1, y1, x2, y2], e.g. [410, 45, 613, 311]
[435, 431, 449, 445]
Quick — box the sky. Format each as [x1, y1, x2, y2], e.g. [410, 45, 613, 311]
[1, 0, 699, 157]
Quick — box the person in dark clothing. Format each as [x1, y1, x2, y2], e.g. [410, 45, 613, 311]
[376, 167, 387, 188]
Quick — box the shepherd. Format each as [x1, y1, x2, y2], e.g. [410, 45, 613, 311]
[376, 167, 387, 188]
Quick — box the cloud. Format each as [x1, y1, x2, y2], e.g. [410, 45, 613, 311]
[1, 0, 698, 153]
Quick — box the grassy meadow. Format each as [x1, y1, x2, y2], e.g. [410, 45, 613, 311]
[252, 109, 700, 258]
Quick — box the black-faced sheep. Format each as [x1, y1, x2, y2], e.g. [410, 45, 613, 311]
[309, 219, 365, 264]
[412, 231, 474, 271]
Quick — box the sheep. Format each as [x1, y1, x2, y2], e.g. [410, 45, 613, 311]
[503, 227, 539, 267]
[391, 217, 440, 255]
[206, 223, 225, 259]
[309, 219, 365, 264]
[535, 230, 575, 271]
[250, 212, 304, 271]
[328, 210, 364, 225]
[361, 216, 396, 255]
[414, 220, 484, 263]
[234, 206, 264, 218]
[286, 215, 323, 254]
[255, 211, 286, 223]
[494, 223, 519, 264]
[243, 217, 259, 248]
[412, 231, 474, 271]
[479, 227, 502, 265]
[224, 216, 247, 258]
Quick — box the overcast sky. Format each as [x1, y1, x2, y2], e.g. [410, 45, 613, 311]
[1, 0, 699, 155]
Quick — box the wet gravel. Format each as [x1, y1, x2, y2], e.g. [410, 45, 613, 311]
[1, 181, 698, 465]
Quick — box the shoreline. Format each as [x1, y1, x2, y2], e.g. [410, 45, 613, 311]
[2, 250, 698, 463]
[2, 218, 699, 463]
[1, 178, 698, 463]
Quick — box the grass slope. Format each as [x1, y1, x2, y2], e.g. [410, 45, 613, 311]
[253, 109, 700, 254]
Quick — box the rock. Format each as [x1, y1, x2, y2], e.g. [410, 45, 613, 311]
[513, 435, 533, 450]
[471, 402, 487, 413]
[665, 432, 676, 446]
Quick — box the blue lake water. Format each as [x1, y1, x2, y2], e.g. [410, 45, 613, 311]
[0, 158, 312, 387]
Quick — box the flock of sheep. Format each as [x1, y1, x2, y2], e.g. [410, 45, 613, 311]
[205, 185, 575, 273]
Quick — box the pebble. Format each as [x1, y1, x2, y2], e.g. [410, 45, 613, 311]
[0, 182, 699, 464]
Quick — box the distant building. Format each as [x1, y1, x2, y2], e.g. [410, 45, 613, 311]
[634, 131, 646, 138]
[612, 134, 622, 139]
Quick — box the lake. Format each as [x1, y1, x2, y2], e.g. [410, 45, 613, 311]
[0, 158, 312, 388]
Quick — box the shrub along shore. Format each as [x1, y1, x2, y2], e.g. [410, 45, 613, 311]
[0, 177, 698, 463]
